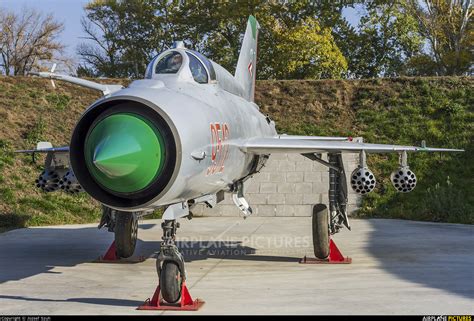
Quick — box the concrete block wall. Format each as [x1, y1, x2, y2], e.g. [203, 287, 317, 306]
[192, 152, 362, 217]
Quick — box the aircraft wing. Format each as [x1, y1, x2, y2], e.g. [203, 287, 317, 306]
[15, 147, 69, 153]
[239, 137, 464, 154]
[278, 134, 350, 141]
[29, 70, 123, 96]
[15, 144, 69, 154]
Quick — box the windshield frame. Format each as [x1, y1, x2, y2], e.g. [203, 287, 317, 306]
[186, 52, 210, 84]
[186, 50, 216, 81]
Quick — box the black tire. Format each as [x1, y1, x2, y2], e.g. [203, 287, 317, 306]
[114, 211, 138, 258]
[160, 261, 182, 303]
[312, 204, 330, 259]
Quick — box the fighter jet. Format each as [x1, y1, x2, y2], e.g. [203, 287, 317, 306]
[17, 15, 463, 304]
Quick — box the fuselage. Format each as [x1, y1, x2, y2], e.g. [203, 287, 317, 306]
[70, 48, 276, 211]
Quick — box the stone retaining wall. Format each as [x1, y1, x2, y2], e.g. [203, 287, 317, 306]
[193, 152, 361, 217]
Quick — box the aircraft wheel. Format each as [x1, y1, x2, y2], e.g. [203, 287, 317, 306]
[160, 261, 182, 303]
[114, 211, 138, 258]
[312, 204, 330, 259]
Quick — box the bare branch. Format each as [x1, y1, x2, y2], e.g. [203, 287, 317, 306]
[0, 7, 64, 75]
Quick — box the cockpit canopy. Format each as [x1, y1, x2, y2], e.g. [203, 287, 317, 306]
[155, 51, 183, 74]
[145, 48, 216, 84]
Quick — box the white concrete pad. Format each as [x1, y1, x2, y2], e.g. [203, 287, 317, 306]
[0, 217, 472, 315]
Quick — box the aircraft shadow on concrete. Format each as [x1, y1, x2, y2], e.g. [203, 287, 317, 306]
[0, 224, 298, 284]
[1, 219, 472, 301]
[366, 219, 474, 300]
[0, 225, 119, 284]
[0, 295, 143, 307]
[137, 223, 156, 230]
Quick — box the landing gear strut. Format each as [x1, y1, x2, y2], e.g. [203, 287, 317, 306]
[302, 152, 352, 263]
[138, 217, 204, 310]
[158, 220, 185, 303]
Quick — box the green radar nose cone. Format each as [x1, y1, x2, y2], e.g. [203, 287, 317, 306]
[85, 113, 165, 193]
[92, 135, 142, 177]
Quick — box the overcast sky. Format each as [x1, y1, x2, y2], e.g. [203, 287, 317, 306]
[1, 0, 362, 62]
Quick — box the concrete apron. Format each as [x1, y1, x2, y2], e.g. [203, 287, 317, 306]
[0, 217, 472, 315]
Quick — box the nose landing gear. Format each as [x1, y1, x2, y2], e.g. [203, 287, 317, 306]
[138, 219, 204, 311]
[158, 220, 185, 303]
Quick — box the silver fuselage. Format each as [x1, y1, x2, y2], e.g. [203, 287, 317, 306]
[85, 75, 276, 211]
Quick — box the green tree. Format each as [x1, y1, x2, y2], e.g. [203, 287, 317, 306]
[77, 2, 122, 77]
[345, 1, 423, 78]
[407, 0, 473, 76]
[168, 0, 270, 74]
[169, 1, 347, 79]
[270, 17, 347, 79]
[78, 0, 176, 78]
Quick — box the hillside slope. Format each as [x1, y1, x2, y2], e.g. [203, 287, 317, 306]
[0, 76, 472, 229]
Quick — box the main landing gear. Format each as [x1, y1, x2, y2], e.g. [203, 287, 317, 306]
[301, 152, 352, 264]
[95, 206, 144, 262]
[312, 204, 330, 259]
[300, 203, 351, 264]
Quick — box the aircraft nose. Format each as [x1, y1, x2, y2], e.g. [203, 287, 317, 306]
[85, 113, 165, 193]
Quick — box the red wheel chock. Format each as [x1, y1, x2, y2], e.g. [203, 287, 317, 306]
[93, 241, 146, 263]
[300, 239, 352, 264]
[137, 281, 205, 311]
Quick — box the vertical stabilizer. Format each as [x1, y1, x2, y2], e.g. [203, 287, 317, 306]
[235, 15, 260, 102]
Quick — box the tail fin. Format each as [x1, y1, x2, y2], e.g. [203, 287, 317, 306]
[235, 15, 260, 102]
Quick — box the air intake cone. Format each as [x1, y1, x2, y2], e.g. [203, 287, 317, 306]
[84, 113, 165, 193]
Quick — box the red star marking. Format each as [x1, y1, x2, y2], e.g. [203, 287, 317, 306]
[248, 62, 253, 77]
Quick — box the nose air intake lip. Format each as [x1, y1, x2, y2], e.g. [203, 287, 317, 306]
[85, 113, 165, 193]
[69, 100, 178, 208]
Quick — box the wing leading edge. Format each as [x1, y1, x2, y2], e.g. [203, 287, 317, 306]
[239, 137, 464, 154]
[15, 147, 69, 153]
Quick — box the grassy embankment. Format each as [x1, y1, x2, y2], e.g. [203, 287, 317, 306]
[257, 77, 473, 224]
[0, 76, 472, 231]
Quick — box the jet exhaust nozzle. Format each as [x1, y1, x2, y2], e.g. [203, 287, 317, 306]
[59, 170, 83, 194]
[350, 167, 376, 195]
[390, 167, 417, 193]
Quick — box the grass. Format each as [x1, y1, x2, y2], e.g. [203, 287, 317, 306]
[258, 77, 473, 224]
[45, 93, 71, 110]
[0, 77, 104, 230]
[0, 76, 472, 230]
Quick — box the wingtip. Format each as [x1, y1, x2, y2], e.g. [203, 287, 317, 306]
[442, 148, 465, 152]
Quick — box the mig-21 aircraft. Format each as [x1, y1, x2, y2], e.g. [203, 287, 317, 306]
[17, 15, 463, 304]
